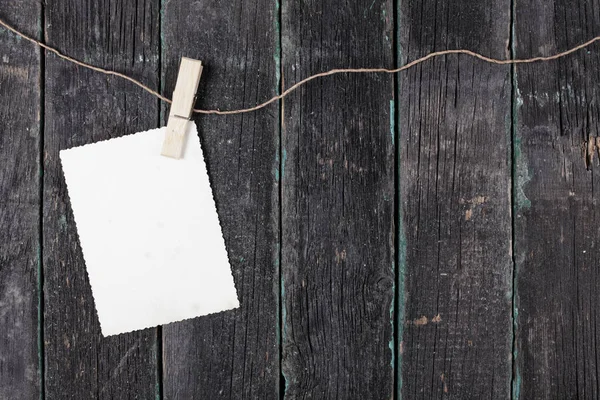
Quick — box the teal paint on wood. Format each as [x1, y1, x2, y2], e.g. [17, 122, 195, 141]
[512, 82, 531, 212]
[395, 11, 403, 398]
[279, 240, 291, 393]
[154, 338, 161, 400]
[37, 238, 43, 400]
[388, 261, 395, 370]
[280, 278, 290, 392]
[389, 95, 396, 374]
[281, 148, 287, 179]
[396, 142, 407, 399]
[273, 137, 280, 181]
[57, 215, 67, 231]
[274, 0, 281, 88]
[389, 100, 394, 145]
[510, 36, 522, 398]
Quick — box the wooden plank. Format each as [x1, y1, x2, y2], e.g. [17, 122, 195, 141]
[43, 1, 161, 398]
[0, 4, 41, 399]
[280, 0, 395, 398]
[161, 0, 280, 398]
[397, 0, 513, 397]
[513, 1, 600, 398]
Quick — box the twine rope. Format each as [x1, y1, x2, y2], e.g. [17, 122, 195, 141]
[1, 17, 599, 115]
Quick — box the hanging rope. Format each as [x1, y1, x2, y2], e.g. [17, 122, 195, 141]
[1, 17, 598, 115]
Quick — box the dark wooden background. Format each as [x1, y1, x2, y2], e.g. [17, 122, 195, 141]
[0, 0, 599, 398]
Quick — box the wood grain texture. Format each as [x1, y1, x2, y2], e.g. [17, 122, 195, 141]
[513, 1, 600, 398]
[2, 0, 600, 398]
[397, 0, 513, 397]
[281, 0, 395, 398]
[43, 0, 161, 398]
[161, 0, 280, 398]
[0, 3, 41, 399]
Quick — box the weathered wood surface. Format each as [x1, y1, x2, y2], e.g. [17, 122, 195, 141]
[2, 0, 600, 398]
[160, 0, 280, 398]
[0, 3, 41, 399]
[43, 0, 161, 398]
[398, 0, 514, 398]
[280, 0, 395, 398]
[513, 1, 600, 399]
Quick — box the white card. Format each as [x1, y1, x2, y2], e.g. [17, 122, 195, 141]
[60, 121, 239, 336]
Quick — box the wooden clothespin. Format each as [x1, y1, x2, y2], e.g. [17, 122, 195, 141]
[161, 57, 203, 159]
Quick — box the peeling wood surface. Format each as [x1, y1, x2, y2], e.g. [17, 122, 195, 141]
[0, 0, 599, 399]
